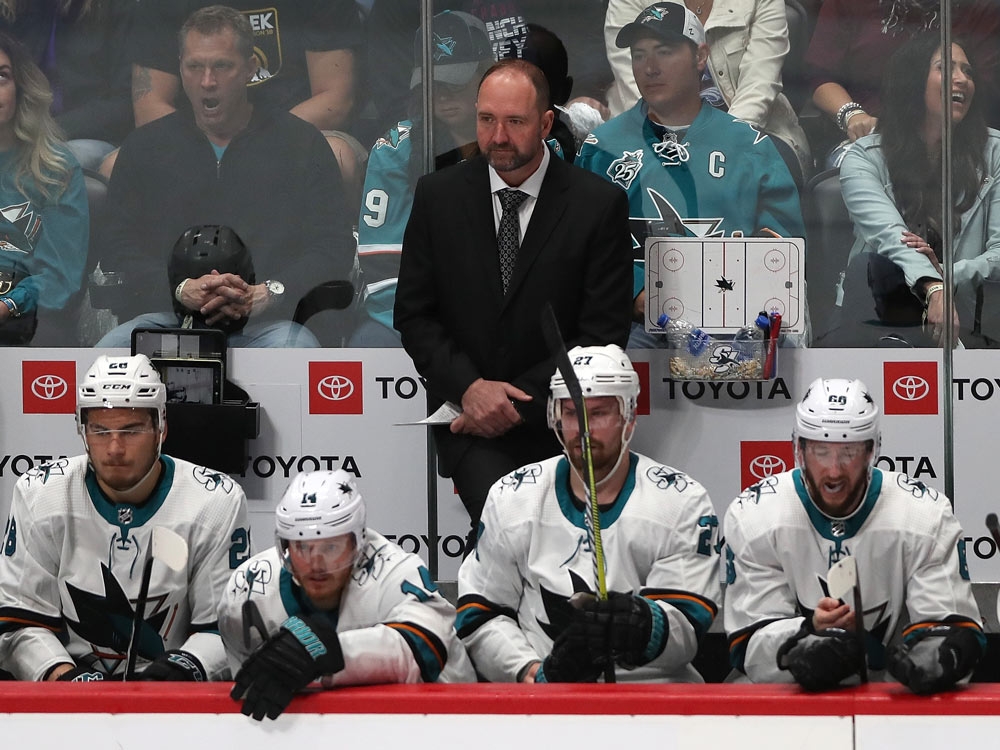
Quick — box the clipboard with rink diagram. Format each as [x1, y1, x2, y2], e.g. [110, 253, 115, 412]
[644, 236, 805, 335]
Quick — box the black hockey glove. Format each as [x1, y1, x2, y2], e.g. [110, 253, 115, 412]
[887, 625, 983, 695]
[135, 650, 206, 682]
[536, 626, 606, 683]
[56, 664, 106, 682]
[231, 614, 344, 721]
[576, 592, 664, 669]
[776, 620, 865, 691]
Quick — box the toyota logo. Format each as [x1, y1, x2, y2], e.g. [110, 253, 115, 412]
[749, 455, 786, 479]
[31, 375, 68, 400]
[892, 376, 930, 401]
[317, 375, 355, 401]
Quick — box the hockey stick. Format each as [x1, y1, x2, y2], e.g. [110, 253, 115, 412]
[986, 514, 1000, 548]
[124, 527, 189, 680]
[540, 304, 614, 684]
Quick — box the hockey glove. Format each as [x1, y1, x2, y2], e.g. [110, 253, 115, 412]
[135, 650, 206, 682]
[776, 621, 865, 691]
[536, 625, 606, 683]
[887, 625, 983, 695]
[576, 592, 665, 669]
[56, 664, 106, 682]
[231, 614, 344, 721]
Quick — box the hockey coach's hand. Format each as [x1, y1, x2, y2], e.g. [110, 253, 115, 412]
[231, 614, 344, 720]
[887, 624, 983, 695]
[776, 620, 864, 691]
[576, 592, 665, 670]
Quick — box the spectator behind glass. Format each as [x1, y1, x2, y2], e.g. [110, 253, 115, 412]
[605, 0, 811, 176]
[0, 31, 88, 346]
[96, 6, 353, 349]
[805, 0, 1000, 167]
[0, 0, 135, 170]
[577, 2, 804, 349]
[363, 0, 612, 143]
[839, 34, 1000, 348]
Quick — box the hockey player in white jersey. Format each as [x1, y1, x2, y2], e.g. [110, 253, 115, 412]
[724, 377, 984, 693]
[0, 354, 250, 681]
[457, 345, 721, 682]
[220, 470, 475, 721]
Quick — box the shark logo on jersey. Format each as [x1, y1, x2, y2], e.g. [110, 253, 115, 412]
[536, 569, 594, 640]
[22, 458, 70, 486]
[737, 475, 781, 506]
[234, 558, 273, 595]
[608, 149, 644, 190]
[192, 466, 234, 493]
[0, 200, 41, 249]
[65, 563, 170, 671]
[500, 463, 543, 492]
[374, 123, 411, 151]
[355, 542, 390, 586]
[896, 475, 940, 500]
[646, 465, 689, 492]
[732, 119, 769, 145]
[559, 532, 592, 568]
[628, 188, 725, 251]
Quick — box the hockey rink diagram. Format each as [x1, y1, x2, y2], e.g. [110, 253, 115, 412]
[644, 237, 805, 334]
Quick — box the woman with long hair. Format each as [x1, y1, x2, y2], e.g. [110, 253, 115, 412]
[840, 33, 1000, 346]
[0, 31, 87, 345]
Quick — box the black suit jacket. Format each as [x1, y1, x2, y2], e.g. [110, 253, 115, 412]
[394, 154, 632, 474]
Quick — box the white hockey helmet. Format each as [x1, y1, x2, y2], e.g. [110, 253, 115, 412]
[76, 354, 167, 430]
[793, 377, 880, 447]
[275, 470, 366, 572]
[547, 344, 640, 429]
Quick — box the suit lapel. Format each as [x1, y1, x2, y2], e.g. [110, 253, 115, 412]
[463, 159, 506, 301]
[502, 156, 571, 306]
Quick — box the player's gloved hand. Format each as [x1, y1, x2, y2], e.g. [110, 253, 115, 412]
[887, 624, 983, 695]
[56, 664, 106, 682]
[536, 625, 606, 683]
[575, 592, 666, 669]
[135, 650, 206, 681]
[231, 614, 344, 721]
[776, 620, 865, 691]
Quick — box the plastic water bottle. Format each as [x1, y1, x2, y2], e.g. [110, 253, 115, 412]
[656, 313, 713, 355]
[732, 312, 769, 361]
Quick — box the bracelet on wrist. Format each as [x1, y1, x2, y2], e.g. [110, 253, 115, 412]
[174, 279, 188, 303]
[0, 296, 20, 318]
[836, 101, 864, 132]
[923, 282, 946, 306]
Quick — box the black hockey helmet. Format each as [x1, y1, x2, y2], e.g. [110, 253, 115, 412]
[167, 225, 255, 329]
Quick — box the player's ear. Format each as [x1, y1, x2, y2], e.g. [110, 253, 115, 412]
[695, 43, 709, 72]
[159, 420, 168, 445]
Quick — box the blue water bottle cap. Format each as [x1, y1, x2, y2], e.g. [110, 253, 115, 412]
[755, 311, 770, 331]
[657, 313, 671, 328]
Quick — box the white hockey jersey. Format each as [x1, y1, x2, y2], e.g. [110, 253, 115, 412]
[218, 531, 475, 685]
[723, 468, 984, 684]
[457, 453, 721, 683]
[0, 455, 250, 681]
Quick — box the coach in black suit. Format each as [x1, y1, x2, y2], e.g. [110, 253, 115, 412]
[395, 59, 632, 541]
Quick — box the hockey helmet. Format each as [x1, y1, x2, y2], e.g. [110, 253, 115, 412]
[275, 470, 366, 572]
[793, 377, 880, 448]
[547, 344, 640, 429]
[167, 225, 255, 328]
[77, 353, 166, 431]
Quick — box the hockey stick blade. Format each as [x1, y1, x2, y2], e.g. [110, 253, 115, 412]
[124, 527, 190, 680]
[987, 514, 1000, 547]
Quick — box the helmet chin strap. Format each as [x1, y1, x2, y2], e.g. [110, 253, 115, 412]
[83, 428, 165, 498]
[556, 420, 633, 493]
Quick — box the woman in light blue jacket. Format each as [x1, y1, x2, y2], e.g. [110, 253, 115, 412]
[841, 33, 1000, 347]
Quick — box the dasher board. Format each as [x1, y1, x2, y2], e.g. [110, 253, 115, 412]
[644, 236, 805, 334]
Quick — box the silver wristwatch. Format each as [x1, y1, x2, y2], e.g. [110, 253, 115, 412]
[264, 279, 285, 298]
